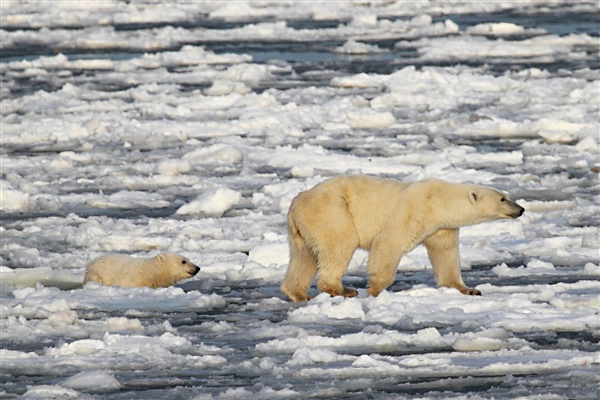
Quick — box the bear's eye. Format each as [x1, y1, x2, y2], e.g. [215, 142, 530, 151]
[181, 260, 187, 264]
[500, 198, 506, 202]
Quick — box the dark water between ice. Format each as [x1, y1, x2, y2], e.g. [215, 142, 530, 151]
[2, 9, 599, 93]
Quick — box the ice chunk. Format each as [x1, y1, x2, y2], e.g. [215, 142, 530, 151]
[176, 188, 241, 217]
[62, 370, 121, 391]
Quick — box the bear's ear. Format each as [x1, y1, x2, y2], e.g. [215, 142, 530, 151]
[469, 191, 479, 204]
[156, 253, 166, 263]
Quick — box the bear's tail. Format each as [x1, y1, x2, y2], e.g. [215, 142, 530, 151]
[287, 209, 306, 252]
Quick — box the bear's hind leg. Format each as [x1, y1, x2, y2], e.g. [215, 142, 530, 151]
[423, 228, 481, 296]
[367, 236, 405, 297]
[315, 230, 360, 299]
[83, 270, 106, 285]
[281, 239, 318, 302]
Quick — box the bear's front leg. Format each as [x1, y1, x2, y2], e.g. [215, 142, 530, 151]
[423, 228, 481, 296]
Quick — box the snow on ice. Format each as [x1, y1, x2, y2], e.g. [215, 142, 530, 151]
[1, 1, 598, 399]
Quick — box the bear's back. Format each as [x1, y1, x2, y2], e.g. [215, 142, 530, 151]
[84, 254, 150, 286]
[313, 175, 409, 201]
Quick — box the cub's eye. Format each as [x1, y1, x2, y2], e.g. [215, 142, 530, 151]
[181, 260, 187, 264]
[500, 198, 506, 202]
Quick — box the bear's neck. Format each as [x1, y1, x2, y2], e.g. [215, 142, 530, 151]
[434, 194, 479, 229]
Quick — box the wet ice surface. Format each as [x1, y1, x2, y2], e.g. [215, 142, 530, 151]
[1, 1, 599, 399]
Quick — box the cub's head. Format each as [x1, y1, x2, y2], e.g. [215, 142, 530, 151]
[156, 253, 200, 281]
[468, 186, 524, 222]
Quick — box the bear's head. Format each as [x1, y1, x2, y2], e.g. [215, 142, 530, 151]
[467, 186, 524, 224]
[156, 253, 200, 281]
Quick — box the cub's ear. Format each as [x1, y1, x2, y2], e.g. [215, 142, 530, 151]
[156, 253, 166, 263]
[469, 191, 479, 204]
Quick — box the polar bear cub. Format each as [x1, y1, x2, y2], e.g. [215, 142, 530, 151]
[281, 175, 524, 302]
[84, 252, 200, 288]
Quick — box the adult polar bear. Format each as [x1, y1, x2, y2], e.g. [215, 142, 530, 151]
[281, 176, 524, 302]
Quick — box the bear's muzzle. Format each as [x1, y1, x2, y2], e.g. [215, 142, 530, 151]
[188, 265, 200, 277]
[509, 201, 525, 218]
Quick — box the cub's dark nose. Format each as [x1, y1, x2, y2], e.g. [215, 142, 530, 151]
[193, 266, 200, 275]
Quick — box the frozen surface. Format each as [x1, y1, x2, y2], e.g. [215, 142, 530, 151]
[1, 1, 599, 399]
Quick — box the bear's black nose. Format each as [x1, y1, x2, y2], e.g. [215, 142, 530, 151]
[508, 202, 525, 218]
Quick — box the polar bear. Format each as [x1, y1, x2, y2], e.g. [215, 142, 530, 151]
[281, 176, 524, 302]
[83, 253, 200, 288]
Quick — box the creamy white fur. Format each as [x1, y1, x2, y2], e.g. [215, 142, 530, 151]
[84, 253, 199, 288]
[281, 175, 524, 302]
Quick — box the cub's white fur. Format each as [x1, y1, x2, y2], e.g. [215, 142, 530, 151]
[84, 253, 199, 288]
